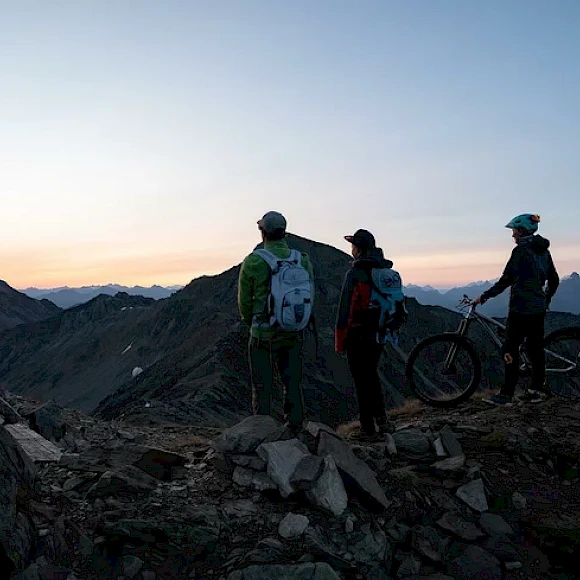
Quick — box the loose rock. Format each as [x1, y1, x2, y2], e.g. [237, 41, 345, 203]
[456, 479, 488, 512]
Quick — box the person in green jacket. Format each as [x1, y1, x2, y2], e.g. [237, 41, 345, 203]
[238, 211, 315, 431]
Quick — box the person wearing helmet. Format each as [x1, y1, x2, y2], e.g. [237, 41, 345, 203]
[335, 229, 395, 441]
[474, 214, 560, 406]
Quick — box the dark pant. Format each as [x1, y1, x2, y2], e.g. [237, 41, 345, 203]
[249, 334, 305, 426]
[502, 312, 546, 397]
[346, 334, 387, 435]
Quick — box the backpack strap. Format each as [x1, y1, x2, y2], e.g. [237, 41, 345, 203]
[253, 248, 301, 271]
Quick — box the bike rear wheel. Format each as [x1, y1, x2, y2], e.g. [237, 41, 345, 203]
[405, 333, 482, 407]
[544, 326, 580, 397]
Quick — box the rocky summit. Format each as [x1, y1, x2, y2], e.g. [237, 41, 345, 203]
[2, 389, 580, 580]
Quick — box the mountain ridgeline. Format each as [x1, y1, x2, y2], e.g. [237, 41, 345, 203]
[0, 235, 579, 429]
[0, 281, 61, 331]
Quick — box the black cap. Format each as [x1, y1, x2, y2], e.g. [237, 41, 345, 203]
[344, 229, 376, 251]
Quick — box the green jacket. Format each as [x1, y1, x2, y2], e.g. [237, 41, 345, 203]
[238, 239, 315, 340]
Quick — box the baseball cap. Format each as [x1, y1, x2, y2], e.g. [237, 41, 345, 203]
[257, 211, 287, 233]
[344, 229, 376, 250]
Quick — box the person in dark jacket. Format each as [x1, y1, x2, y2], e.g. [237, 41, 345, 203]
[474, 214, 560, 406]
[335, 229, 394, 440]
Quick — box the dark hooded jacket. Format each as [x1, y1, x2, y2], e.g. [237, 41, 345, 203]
[335, 248, 393, 352]
[481, 234, 560, 315]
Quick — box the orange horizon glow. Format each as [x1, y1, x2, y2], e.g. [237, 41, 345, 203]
[3, 243, 578, 291]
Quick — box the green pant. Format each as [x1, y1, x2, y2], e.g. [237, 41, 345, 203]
[249, 334, 305, 427]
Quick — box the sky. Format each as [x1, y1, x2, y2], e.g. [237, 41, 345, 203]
[1, 1, 579, 289]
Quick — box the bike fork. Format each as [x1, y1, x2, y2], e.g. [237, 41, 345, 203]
[444, 319, 471, 369]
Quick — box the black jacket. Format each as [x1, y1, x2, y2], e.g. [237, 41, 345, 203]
[481, 235, 559, 315]
[335, 248, 393, 351]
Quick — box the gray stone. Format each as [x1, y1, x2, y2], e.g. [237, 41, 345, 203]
[304, 527, 350, 570]
[449, 546, 501, 580]
[345, 517, 355, 534]
[386, 518, 411, 544]
[411, 526, 450, 563]
[385, 433, 398, 455]
[304, 422, 342, 441]
[28, 401, 67, 442]
[431, 455, 466, 475]
[366, 569, 391, 580]
[223, 499, 260, 519]
[456, 479, 488, 512]
[227, 562, 341, 580]
[243, 537, 287, 565]
[0, 396, 22, 424]
[484, 536, 521, 564]
[436, 513, 485, 541]
[392, 429, 432, 459]
[86, 465, 158, 497]
[317, 432, 391, 510]
[0, 425, 37, 572]
[478, 513, 514, 537]
[231, 454, 267, 472]
[214, 415, 281, 454]
[291, 454, 324, 490]
[351, 524, 388, 564]
[232, 466, 277, 492]
[278, 513, 309, 539]
[434, 438, 447, 458]
[77, 535, 94, 558]
[120, 555, 144, 578]
[439, 426, 463, 457]
[306, 456, 348, 517]
[257, 439, 310, 497]
[512, 492, 527, 510]
[397, 553, 422, 577]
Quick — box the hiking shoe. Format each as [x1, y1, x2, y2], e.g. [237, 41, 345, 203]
[482, 394, 514, 407]
[516, 389, 552, 404]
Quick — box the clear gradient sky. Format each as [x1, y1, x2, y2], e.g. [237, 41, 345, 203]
[2, 1, 579, 289]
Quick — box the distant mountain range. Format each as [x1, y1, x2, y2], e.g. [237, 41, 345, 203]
[21, 284, 183, 309]
[17, 271, 580, 315]
[405, 272, 580, 317]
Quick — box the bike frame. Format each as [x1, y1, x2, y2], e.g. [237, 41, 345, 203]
[452, 302, 575, 374]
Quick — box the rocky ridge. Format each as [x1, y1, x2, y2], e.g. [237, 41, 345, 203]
[1, 391, 580, 580]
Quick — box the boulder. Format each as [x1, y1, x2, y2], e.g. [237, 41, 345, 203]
[456, 479, 488, 512]
[316, 432, 391, 510]
[0, 426, 37, 574]
[257, 439, 310, 498]
[448, 546, 501, 580]
[306, 456, 348, 517]
[214, 416, 281, 454]
[278, 513, 309, 539]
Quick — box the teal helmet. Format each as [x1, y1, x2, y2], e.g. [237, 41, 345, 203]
[505, 213, 540, 234]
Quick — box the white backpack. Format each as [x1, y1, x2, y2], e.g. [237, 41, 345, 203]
[253, 249, 313, 331]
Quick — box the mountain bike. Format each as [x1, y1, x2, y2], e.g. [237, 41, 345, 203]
[405, 295, 580, 407]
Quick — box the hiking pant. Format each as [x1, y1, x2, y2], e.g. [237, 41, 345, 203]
[346, 334, 387, 435]
[249, 334, 305, 427]
[502, 312, 546, 397]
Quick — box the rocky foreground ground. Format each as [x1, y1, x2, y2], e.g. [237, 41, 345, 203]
[2, 391, 580, 580]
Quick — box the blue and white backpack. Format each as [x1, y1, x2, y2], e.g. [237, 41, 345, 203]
[253, 249, 313, 332]
[369, 267, 407, 345]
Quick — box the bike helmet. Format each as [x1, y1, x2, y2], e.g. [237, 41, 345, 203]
[505, 213, 540, 234]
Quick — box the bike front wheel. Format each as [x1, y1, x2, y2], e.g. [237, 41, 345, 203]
[544, 326, 580, 396]
[405, 333, 482, 407]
